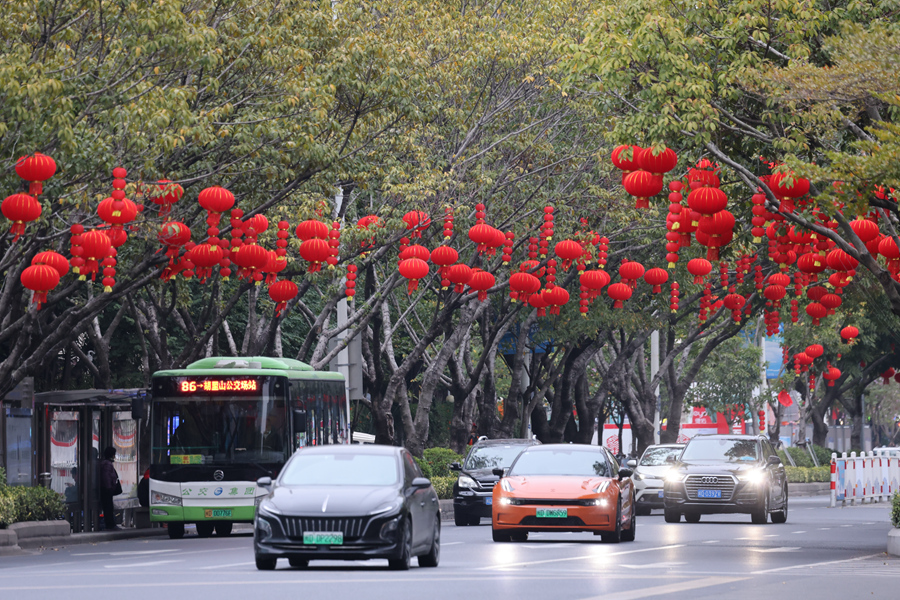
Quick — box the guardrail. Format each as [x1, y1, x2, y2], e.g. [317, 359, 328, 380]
[830, 451, 900, 507]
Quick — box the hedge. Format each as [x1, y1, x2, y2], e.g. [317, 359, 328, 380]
[431, 476, 455, 500]
[892, 492, 900, 529]
[785, 466, 831, 483]
[0, 467, 66, 527]
[422, 448, 464, 478]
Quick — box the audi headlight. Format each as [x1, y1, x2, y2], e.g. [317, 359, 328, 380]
[151, 491, 182, 506]
[500, 479, 515, 492]
[664, 470, 686, 483]
[457, 475, 477, 489]
[738, 469, 766, 485]
[594, 481, 611, 493]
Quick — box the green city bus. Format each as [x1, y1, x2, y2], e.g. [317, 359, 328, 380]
[148, 356, 348, 539]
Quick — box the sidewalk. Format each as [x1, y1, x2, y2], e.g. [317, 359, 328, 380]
[1, 523, 168, 557]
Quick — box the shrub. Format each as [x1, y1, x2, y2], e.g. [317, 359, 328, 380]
[6, 486, 65, 523]
[785, 466, 808, 483]
[809, 466, 831, 482]
[414, 457, 433, 480]
[785, 447, 814, 468]
[892, 492, 900, 529]
[422, 447, 463, 478]
[784, 466, 830, 483]
[0, 494, 14, 528]
[430, 476, 455, 500]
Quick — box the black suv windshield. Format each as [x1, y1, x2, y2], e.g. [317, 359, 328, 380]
[465, 445, 529, 470]
[640, 446, 682, 466]
[681, 438, 758, 462]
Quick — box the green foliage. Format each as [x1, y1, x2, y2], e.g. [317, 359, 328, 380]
[685, 337, 762, 417]
[414, 457, 433, 480]
[892, 492, 900, 529]
[785, 466, 831, 483]
[0, 494, 14, 528]
[430, 476, 455, 500]
[422, 448, 464, 478]
[2, 486, 66, 524]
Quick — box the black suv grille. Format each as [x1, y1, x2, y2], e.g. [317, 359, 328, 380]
[281, 516, 369, 540]
[684, 475, 736, 501]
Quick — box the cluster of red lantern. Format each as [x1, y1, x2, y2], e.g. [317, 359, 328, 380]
[3, 153, 56, 241]
[613, 145, 677, 209]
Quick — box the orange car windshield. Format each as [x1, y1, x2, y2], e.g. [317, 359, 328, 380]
[509, 450, 610, 477]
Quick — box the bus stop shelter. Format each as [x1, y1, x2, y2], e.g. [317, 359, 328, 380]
[32, 388, 146, 532]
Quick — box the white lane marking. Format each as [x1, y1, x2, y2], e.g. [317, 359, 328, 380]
[73, 550, 179, 557]
[701, 540, 720, 544]
[817, 527, 831, 530]
[620, 561, 686, 570]
[578, 576, 748, 600]
[197, 562, 255, 570]
[104, 560, 179, 569]
[479, 544, 685, 570]
[747, 547, 800, 553]
[840, 524, 853, 527]
[763, 534, 780, 538]
[751, 553, 883, 574]
[791, 531, 806, 534]
[734, 537, 753, 540]
[441, 542, 464, 546]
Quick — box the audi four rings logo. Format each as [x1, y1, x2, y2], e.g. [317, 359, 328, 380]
[213, 470, 225, 481]
[700, 476, 718, 484]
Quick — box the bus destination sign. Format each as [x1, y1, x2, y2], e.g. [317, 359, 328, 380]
[178, 379, 259, 393]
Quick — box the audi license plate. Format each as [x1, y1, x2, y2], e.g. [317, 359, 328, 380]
[204, 509, 232, 518]
[536, 508, 567, 518]
[658, 490, 665, 498]
[303, 531, 343, 545]
[485, 497, 492, 505]
[697, 489, 722, 499]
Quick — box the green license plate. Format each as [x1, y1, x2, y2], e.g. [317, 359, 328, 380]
[205, 509, 232, 518]
[536, 508, 567, 518]
[303, 531, 343, 545]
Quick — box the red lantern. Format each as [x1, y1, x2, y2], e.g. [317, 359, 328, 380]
[825, 248, 859, 271]
[777, 390, 793, 407]
[32, 251, 70, 278]
[297, 238, 330, 272]
[770, 172, 810, 198]
[198, 186, 236, 220]
[849, 219, 879, 243]
[840, 325, 859, 344]
[153, 180, 184, 215]
[805, 344, 824, 359]
[97, 197, 138, 225]
[686, 258, 712, 284]
[269, 279, 299, 316]
[607, 282, 632, 308]
[509, 272, 541, 302]
[20, 264, 60, 310]
[467, 269, 495, 302]
[878, 236, 900, 259]
[611, 145, 643, 172]
[295, 219, 329, 241]
[619, 261, 645, 283]
[468, 224, 503, 254]
[820, 293, 841, 313]
[763, 284, 786, 302]
[687, 187, 727, 219]
[2, 193, 42, 241]
[398, 258, 429, 293]
[187, 243, 224, 282]
[80, 230, 112, 281]
[402, 211, 431, 238]
[447, 264, 473, 293]
[580, 269, 611, 294]
[529, 290, 550, 317]
[723, 293, 746, 311]
[554, 239, 584, 270]
[245, 214, 269, 237]
[637, 147, 677, 175]
[541, 285, 569, 315]
[15, 153, 57, 184]
[806, 302, 827, 326]
[823, 365, 841, 387]
[399, 244, 431, 262]
[622, 170, 663, 208]
[430, 245, 458, 269]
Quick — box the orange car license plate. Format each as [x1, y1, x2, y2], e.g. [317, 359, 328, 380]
[536, 508, 567, 518]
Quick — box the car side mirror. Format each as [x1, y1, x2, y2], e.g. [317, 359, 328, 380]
[492, 467, 505, 477]
[618, 468, 633, 479]
[449, 462, 462, 472]
[767, 455, 782, 465]
[411, 477, 431, 489]
[665, 455, 676, 463]
[257, 476, 273, 488]
[627, 459, 637, 468]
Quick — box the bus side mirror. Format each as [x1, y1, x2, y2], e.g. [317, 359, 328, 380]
[131, 396, 144, 420]
[293, 410, 307, 434]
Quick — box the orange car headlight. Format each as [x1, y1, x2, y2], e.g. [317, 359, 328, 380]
[498, 497, 513, 506]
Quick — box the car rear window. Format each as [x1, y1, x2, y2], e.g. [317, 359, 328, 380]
[509, 449, 610, 477]
[680, 438, 758, 462]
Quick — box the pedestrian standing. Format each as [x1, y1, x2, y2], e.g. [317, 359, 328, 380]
[98, 446, 121, 531]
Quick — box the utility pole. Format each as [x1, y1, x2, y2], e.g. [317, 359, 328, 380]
[651, 330, 660, 444]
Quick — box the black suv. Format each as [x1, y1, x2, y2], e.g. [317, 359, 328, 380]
[663, 434, 788, 524]
[450, 438, 539, 526]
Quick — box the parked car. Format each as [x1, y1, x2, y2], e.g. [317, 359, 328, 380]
[491, 444, 636, 543]
[449, 438, 540, 526]
[628, 444, 684, 515]
[253, 445, 440, 570]
[663, 434, 788, 524]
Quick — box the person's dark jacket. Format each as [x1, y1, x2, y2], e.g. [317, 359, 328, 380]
[99, 459, 118, 492]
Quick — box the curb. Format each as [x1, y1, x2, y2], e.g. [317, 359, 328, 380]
[0, 523, 168, 556]
[788, 482, 830, 497]
[439, 499, 454, 521]
[888, 529, 900, 557]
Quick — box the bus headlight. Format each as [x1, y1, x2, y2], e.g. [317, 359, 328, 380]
[151, 491, 182, 506]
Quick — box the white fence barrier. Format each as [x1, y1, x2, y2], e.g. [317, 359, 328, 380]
[830, 451, 900, 507]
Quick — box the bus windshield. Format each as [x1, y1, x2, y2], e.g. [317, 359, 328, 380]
[151, 396, 288, 466]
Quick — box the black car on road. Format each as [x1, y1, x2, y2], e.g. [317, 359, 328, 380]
[663, 434, 788, 524]
[253, 445, 440, 570]
[450, 438, 540, 526]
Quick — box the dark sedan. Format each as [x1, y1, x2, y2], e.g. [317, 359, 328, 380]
[663, 434, 788, 524]
[450, 438, 540, 526]
[253, 445, 441, 570]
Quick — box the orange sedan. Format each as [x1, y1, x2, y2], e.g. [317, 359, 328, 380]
[491, 444, 636, 543]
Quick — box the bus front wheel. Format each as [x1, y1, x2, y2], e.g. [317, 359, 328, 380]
[215, 522, 233, 536]
[167, 522, 185, 540]
[196, 522, 215, 538]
